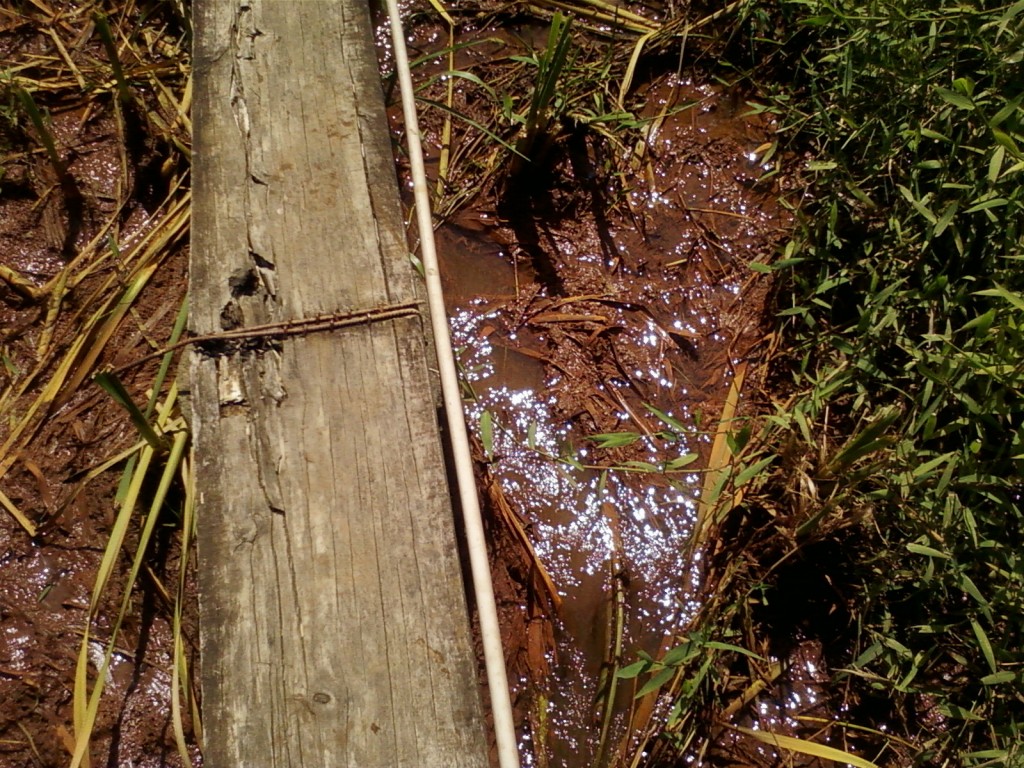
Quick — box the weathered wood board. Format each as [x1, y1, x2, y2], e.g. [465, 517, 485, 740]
[189, 1, 489, 765]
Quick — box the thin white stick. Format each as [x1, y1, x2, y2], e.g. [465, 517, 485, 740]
[383, 5, 522, 768]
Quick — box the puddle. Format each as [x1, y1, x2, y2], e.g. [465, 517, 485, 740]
[432, 78, 788, 766]
[436, 224, 527, 306]
[376, 6, 792, 762]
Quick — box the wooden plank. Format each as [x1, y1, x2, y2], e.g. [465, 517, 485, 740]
[188, 1, 489, 766]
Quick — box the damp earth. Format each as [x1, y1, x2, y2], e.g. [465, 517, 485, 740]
[0, 2, 197, 766]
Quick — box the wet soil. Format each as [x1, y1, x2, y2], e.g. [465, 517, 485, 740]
[378, 5, 811, 765]
[0, 3, 198, 766]
[448, 91, 787, 767]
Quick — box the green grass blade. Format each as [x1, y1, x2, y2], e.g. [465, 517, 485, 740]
[94, 372, 166, 452]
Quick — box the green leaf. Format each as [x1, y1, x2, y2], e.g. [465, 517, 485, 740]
[665, 453, 699, 471]
[963, 750, 1010, 760]
[937, 703, 984, 721]
[964, 197, 1009, 213]
[992, 127, 1021, 155]
[974, 284, 1024, 312]
[935, 86, 974, 110]
[480, 410, 494, 459]
[853, 641, 884, 668]
[988, 145, 1006, 182]
[959, 573, 992, 619]
[643, 404, 686, 432]
[933, 201, 958, 236]
[906, 542, 951, 560]
[980, 671, 1016, 685]
[619, 460, 660, 473]
[635, 665, 675, 699]
[733, 455, 776, 488]
[826, 406, 900, 473]
[897, 185, 937, 224]
[703, 641, 765, 660]
[416, 97, 528, 159]
[882, 636, 912, 657]
[662, 641, 702, 667]
[94, 372, 166, 452]
[971, 618, 998, 675]
[563, 451, 584, 471]
[911, 452, 954, 481]
[616, 661, 648, 679]
[589, 431, 641, 449]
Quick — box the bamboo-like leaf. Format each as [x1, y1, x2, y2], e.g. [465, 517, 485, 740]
[731, 726, 881, 768]
[71, 438, 155, 768]
[616, 661, 649, 680]
[971, 618, 998, 675]
[72, 397, 184, 768]
[733, 454, 776, 489]
[15, 85, 67, 177]
[635, 665, 675, 699]
[906, 542, 951, 559]
[937, 703, 984, 721]
[825, 406, 900, 475]
[703, 640, 765, 660]
[425, 0, 454, 26]
[177, 454, 204, 750]
[146, 296, 190, 417]
[665, 453, 699, 471]
[644, 404, 687, 432]
[589, 431, 642, 448]
[57, 260, 160, 408]
[480, 410, 494, 459]
[416, 97, 527, 158]
[618, 29, 656, 105]
[975, 284, 1024, 312]
[94, 13, 132, 105]
[618, 460, 660, 472]
[981, 670, 1016, 685]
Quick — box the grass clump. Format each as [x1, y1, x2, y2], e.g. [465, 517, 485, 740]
[634, 0, 1024, 765]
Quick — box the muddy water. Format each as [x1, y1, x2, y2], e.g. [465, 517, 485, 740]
[432, 78, 788, 766]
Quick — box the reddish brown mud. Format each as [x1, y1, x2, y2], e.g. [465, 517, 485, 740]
[0, 2, 198, 766]
[444, 86, 788, 767]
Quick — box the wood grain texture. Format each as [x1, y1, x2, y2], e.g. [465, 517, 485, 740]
[189, 2, 489, 765]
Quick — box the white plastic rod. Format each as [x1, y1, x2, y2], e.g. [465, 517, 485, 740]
[383, 5, 522, 768]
